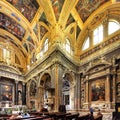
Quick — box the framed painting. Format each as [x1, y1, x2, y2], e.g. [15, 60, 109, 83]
[91, 79, 105, 101]
[0, 84, 13, 101]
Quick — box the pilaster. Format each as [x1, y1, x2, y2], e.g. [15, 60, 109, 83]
[85, 81, 89, 103]
[22, 82, 26, 105]
[54, 64, 59, 111]
[106, 75, 110, 102]
[15, 81, 18, 105]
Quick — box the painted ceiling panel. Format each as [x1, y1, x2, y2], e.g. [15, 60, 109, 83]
[76, 0, 110, 22]
[27, 36, 35, 45]
[39, 12, 49, 25]
[0, 13, 25, 40]
[66, 14, 75, 28]
[6, 0, 39, 22]
[40, 25, 48, 40]
[50, 0, 65, 21]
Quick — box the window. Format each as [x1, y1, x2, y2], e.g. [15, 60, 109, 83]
[108, 20, 120, 35]
[65, 38, 70, 53]
[93, 25, 103, 45]
[44, 38, 48, 53]
[82, 37, 90, 50]
[3, 48, 11, 64]
[40, 50, 43, 57]
[31, 53, 36, 64]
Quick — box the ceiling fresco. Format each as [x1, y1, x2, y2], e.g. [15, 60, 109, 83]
[0, 12, 25, 40]
[76, 0, 110, 22]
[6, 0, 39, 22]
[66, 14, 75, 28]
[51, 0, 65, 21]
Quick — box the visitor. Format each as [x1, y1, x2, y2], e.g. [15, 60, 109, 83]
[22, 112, 30, 118]
[16, 112, 22, 118]
[9, 114, 17, 119]
[89, 107, 94, 114]
[89, 112, 94, 120]
[97, 109, 102, 116]
[40, 105, 48, 112]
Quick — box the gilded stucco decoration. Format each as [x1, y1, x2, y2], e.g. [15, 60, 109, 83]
[0, 0, 119, 73]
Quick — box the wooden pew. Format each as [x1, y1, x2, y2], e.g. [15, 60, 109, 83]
[77, 114, 90, 120]
[55, 113, 66, 120]
[94, 115, 103, 120]
[66, 113, 79, 120]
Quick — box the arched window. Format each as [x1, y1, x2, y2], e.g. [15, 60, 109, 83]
[31, 52, 36, 64]
[65, 38, 70, 53]
[44, 38, 48, 53]
[108, 20, 120, 35]
[82, 37, 90, 50]
[3, 48, 11, 64]
[40, 50, 43, 57]
[93, 25, 103, 45]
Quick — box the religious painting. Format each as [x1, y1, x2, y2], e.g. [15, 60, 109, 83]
[40, 25, 48, 40]
[30, 81, 37, 96]
[66, 14, 75, 28]
[51, 0, 64, 21]
[91, 79, 105, 101]
[76, 0, 109, 22]
[0, 13, 25, 40]
[0, 84, 13, 101]
[6, 0, 39, 22]
[39, 12, 49, 25]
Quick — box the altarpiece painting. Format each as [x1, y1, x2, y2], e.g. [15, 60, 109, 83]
[91, 79, 105, 101]
[0, 84, 12, 101]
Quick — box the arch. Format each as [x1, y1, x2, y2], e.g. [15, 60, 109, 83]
[38, 72, 54, 110]
[0, 63, 22, 74]
[62, 71, 75, 110]
[82, 37, 90, 51]
[38, 71, 52, 87]
[108, 19, 120, 35]
[86, 63, 111, 74]
[93, 24, 103, 45]
[62, 72, 75, 87]
[40, 73, 51, 87]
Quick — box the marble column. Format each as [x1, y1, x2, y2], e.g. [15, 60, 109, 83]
[15, 81, 18, 105]
[22, 83, 26, 105]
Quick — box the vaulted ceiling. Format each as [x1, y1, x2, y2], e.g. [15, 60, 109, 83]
[0, 0, 119, 60]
